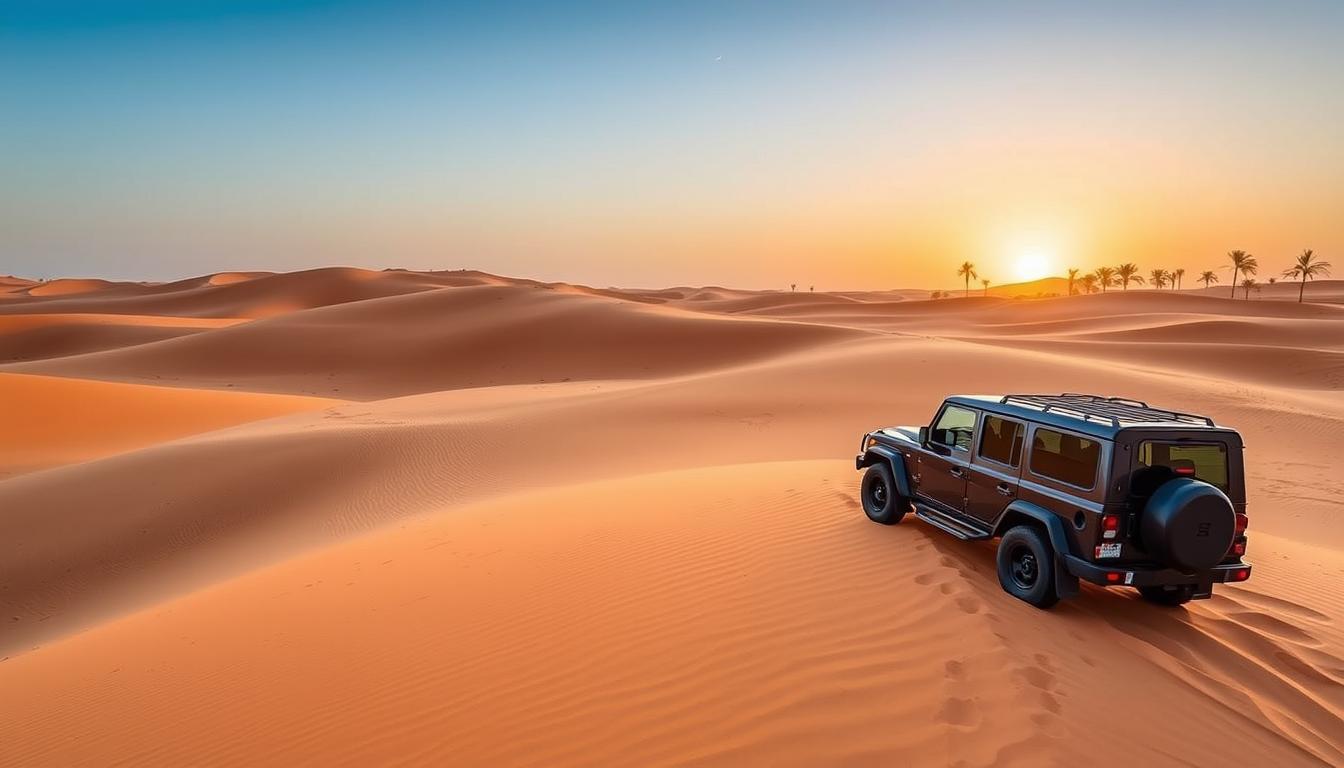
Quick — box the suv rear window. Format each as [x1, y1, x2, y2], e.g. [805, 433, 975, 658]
[1029, 428, 1099, 488]
[1137, 442, 1229, 492]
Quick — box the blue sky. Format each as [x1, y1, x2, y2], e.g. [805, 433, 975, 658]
[3, 1, 1342, 288]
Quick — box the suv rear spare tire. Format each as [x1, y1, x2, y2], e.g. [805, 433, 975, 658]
[1140, 478, 1235, 572]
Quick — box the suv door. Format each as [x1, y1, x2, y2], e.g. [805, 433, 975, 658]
[966, 414, 1025, 524]
[917, 404, 978, 512]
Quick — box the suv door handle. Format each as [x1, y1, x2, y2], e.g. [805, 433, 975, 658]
[996, 483, 1014, 497]
[949, 467, 965, 478]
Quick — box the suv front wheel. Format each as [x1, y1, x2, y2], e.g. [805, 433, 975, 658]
[860, 463, 907, 525]
[996, 526, 1060, 609]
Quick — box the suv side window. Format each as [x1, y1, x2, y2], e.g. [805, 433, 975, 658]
[978, 416, 1024, 467]
[932, 406, 977, 452]
[1028, 427, 1099, 488]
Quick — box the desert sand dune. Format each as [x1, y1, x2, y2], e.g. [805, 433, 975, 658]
[3, 283, 867, 398]
[4, 332, 1342, 653]
[0, 275, 36, 295]
[0, 312, 243, 363]
[1, 268, 1342, 766]
[0, 266, 490, 319]
[1189, 279, 1344, 304]
[2, 462, 1341, 767]
[0, 372, 338, 478]
[23, 278, 138, 297]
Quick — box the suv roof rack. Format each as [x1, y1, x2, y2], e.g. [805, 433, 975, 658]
[999, 393, 1216, 428]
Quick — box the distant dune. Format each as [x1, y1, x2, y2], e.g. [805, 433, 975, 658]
[2, 267, 1342, 767]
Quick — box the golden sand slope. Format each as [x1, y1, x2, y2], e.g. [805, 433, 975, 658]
[1, 269, 1342, 766]
[5, 283, 867, 398]
[0, 312, 244, 363]
[0, 372, 339, 477]
[3, 462, 1341, 767]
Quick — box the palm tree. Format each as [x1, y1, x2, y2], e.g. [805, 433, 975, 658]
[1067, 268, 1079, 296]
[1227, 250, 1257, 299]
[981, 278, 991, 297]
[1172, 268, 1185, 291]
[1093, 266, 1117, 293]
[957, 261, 977, 297]
[1116, 263, 1143, 290]
[1282, 249, 1332, 303]
[790, 283, 796, 292]
[1198, 270, 1218, 290]
[1079, 274, 1098, 294]
[1240, 277, 1257, 300]
[1149, 268, 1168, 289]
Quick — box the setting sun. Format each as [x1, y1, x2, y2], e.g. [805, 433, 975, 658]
[1013, 250, 1055, 282]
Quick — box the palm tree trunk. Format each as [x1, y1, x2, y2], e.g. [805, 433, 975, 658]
[1300, 275, 1306, 303]
[964, 276, 969, 298]
[1230, 269, 1238, 299]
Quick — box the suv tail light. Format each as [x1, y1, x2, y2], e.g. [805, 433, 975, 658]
[1229, 513, 1249, 558]
[1101, 514, 1120, 539]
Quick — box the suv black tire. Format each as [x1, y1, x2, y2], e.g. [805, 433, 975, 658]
[1138, 585, 1196, 607]
[996, 526, 1060, 609]
[860, 463, 907, 525]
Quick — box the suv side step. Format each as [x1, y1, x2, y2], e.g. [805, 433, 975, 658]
[914, 503, 992, 541]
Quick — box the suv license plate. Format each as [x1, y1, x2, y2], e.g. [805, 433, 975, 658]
[1097, 543, 1122, 559]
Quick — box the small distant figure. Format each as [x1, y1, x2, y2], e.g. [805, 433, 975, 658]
[809, 285, 814, 292]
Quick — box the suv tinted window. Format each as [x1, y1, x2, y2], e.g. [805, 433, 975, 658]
[1029, 428, 1099, 488]
[1138, 441, 1228, 492]
[979, 416, 1024, 466]
[932, 406, 977, 452]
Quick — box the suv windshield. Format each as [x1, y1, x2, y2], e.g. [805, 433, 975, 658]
[932, 405, 977, 451]
[1137, 441, 1229, 492]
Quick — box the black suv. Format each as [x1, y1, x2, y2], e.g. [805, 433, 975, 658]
[856, 394, 1251, 608]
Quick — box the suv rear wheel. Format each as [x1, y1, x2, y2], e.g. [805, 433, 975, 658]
[1138, 584, 1196, 607]
[860, 463, 907, 525]
[996, 526, 1060, 609]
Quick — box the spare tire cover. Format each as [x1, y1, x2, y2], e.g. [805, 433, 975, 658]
[1140, 478, 1235, 571]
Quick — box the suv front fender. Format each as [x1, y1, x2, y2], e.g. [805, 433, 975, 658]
[856, 445, 912, 499]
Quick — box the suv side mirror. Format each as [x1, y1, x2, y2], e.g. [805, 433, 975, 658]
[919, 426, 930, 446]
